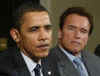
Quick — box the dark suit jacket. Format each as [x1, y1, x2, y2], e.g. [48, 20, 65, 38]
[95, 44, 100, 57]
[0, 47, 60, 76]
[49, 45, 100, 76]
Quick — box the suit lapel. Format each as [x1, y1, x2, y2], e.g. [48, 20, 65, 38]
[42, 58, 53, 76]
[12, 47, 31, 76]
[14, 67, 30, 76]
[82, 51, 98, 76]
[55, 46, 80, 76]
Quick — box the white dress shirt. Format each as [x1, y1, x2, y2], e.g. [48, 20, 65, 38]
[21, 52, 43, 76]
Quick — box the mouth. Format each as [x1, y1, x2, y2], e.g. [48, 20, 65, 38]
[37, 44, 50, 50]
[71, 41, 81, 45]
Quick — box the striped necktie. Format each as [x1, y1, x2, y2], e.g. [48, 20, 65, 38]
[34, 64, 41, 76]
[73, 57, 88, 76]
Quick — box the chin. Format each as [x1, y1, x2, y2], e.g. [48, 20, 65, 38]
[38, 52, 49, 58]
[71, 50, 80, 55]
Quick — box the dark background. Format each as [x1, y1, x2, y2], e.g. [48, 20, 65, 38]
[0, 0, 40, 37]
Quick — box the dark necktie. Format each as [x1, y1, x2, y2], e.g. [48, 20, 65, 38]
[34, 64, 41, 76]
[73, 57, 88, 76]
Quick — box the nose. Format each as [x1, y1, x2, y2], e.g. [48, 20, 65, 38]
[74, 31, 81, 39]
[39, 29, 49, 41]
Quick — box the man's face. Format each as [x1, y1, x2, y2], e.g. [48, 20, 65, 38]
[59, 14, 90, 56]
[11, 11, 52, 59]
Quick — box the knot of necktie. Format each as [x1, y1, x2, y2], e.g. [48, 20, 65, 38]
[73, 57, 82, 69]
[34, 64, 41, 76]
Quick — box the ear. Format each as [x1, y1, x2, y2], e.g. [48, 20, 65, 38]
[10, 28, 21, 43]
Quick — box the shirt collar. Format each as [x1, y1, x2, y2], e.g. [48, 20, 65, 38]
[59, 45, 81, 62]
[21, 52, 41, 72]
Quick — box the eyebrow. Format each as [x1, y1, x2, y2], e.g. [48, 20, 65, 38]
[44, 24, 53, 26]
[28, 24, 53, 30]
[67, 24, 77, 28]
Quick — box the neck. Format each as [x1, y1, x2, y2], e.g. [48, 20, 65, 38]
[20, 48, 40, 63]
[59, 44, 81, 56]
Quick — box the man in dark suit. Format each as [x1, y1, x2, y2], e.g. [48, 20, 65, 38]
[50, 7, 100, 76]
[0, 1, 59, 76]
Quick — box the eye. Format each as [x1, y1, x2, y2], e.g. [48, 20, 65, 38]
[29, 26, 39, 32]
[67, 25, 76, 31]
[45, 25, 53, 30]
[80, 28, 89, 34]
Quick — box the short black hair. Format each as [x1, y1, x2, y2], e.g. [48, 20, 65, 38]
[59, 7, 93, 35]
[12, 1, 49, 31]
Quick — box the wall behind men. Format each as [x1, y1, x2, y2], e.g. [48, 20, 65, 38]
[41, 0, 100, 52]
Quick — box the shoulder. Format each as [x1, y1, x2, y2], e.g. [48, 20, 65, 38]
[83, 50, 99, 58]
[0, 47, 19, 67]
[0, 47, 18, 74]
[82, 50, 100, 64]
[50, 45, 66, 58]
[42, 46, 60, 64]
[0, 47, 17, 58]
[50, 45, 61, 55]
[42, 47, 61, 76]
[82, 50, 100, 75]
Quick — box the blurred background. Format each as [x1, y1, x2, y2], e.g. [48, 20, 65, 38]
[0, 0, 100, 53]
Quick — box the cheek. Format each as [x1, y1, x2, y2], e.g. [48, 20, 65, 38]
[47, 32, 53, 43]
[50, 34, 53, 42]
[21, 38, 37, 54]
[61, 33, 71, 46]
[21, 35, 38, 48]
[63, 32, 73, 42]
[26, 34, 38, 41]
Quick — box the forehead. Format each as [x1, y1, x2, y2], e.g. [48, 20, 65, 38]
[64, 14, 90, 28]
[21, 11, 51, 26]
